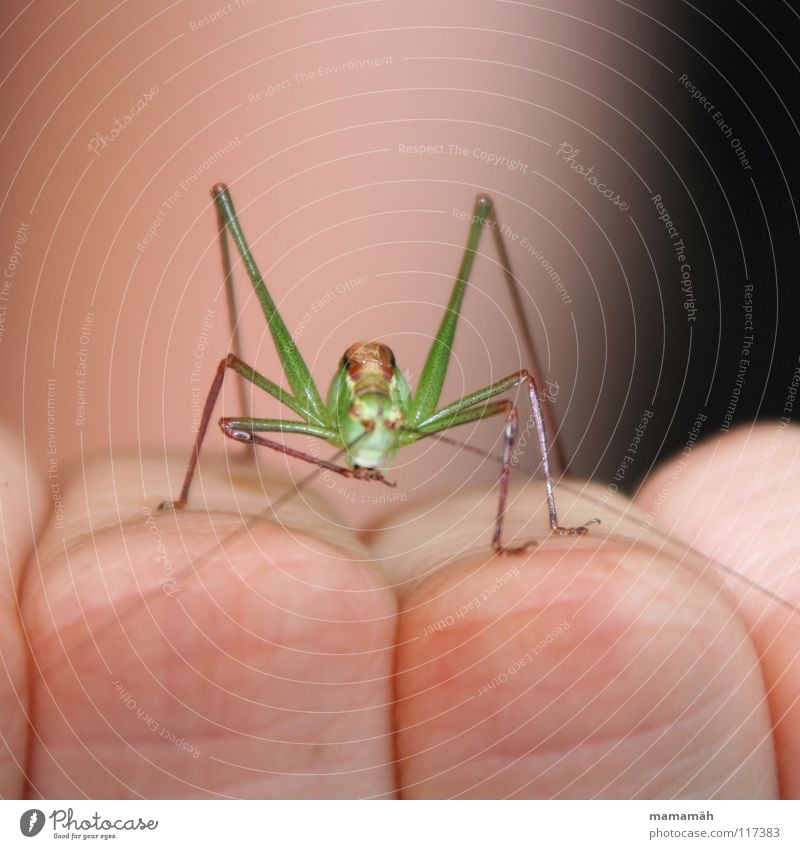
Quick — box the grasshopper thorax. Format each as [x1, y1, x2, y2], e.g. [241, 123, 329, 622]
[333, 341, 409, 469]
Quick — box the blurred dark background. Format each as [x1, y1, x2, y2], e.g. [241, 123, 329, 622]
[599, 0, 800, 490]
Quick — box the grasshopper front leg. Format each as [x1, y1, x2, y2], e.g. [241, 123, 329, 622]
[159, 354, 327, 510]
[220, 418, 396, 486]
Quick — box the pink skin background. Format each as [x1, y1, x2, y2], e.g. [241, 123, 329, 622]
[0, 0, 797, 800]
[1, 0, 637, 500]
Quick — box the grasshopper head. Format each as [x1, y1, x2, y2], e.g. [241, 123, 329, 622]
[337, 342, 407, 469]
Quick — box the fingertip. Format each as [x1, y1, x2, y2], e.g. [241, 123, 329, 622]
[393, 526, 777, 797]
[0, 422, 48, 795]
[635, 421, 800, 797]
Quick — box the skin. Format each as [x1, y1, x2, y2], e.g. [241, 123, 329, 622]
[4, 0, 793, 803]
[1, 420, 798, 798]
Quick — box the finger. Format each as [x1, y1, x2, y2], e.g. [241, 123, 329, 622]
[636, 422, 800, 797]
[377, 484, 777, 798]
[23, 456, 397, 798]
[0, 425, 47, 796]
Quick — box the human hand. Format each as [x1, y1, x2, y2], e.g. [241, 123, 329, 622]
[1, 422, 795, 798]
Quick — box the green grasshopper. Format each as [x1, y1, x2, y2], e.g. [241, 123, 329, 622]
[160, 184, 598, 551]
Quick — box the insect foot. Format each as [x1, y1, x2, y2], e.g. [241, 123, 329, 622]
[157, 499, 186, 511]
[553, 518, 601, 536]
[348, 468, 397, 487]
[496, 540, 538, 557]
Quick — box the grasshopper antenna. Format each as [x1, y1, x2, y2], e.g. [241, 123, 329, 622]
[484, 202, 567, 477]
